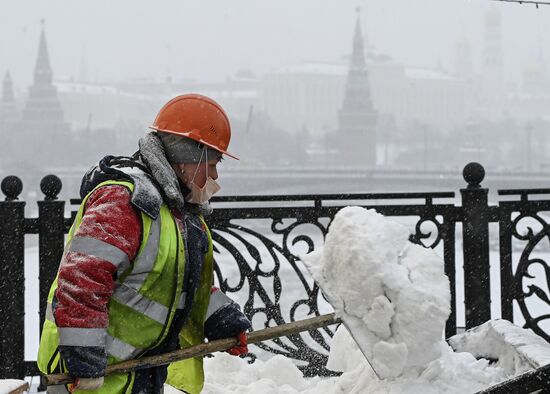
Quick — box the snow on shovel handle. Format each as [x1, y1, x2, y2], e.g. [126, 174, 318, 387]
[45, 313, 341, 386]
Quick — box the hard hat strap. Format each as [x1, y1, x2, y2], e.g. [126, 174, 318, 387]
[190, 147, 207, 184]
[205, 149, 209, 178]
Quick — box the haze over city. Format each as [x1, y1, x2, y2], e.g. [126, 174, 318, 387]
[1, 0, 548, 85]
[1, 0, 550, 197]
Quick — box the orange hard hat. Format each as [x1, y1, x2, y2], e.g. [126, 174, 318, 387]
[149, 93, 238, 159]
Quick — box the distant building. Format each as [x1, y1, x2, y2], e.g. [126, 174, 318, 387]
[20, 25, 69, 133]
[55, 73, 257, 134]
[0, 71, 17, 126]
[369, 64, 472, 131]
[333, 9, 377, 166]
[455, 36, 474, 80]
[482, 5, 504, 92]
[16, 23, 71, 167]
[260, 11, 473, 141]
[502, 53, 550, 123]
[0, 71, 17, 168]
[522, 52, 548, 95]
[259, 63, 346, 135]
[55, 79, 124, 130]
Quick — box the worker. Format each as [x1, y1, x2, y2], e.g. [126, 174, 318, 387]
[37, 94, 251, 394]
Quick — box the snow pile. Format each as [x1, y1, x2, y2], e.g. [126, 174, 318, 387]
[322, 325, 506, 394]
[449, 319, 550, 375]
[304, 206, 451, 378]
[164, 330, 505, 394]
[200, 354, 314, 394]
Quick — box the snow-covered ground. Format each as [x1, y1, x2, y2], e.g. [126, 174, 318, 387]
[174, 318, 550, 394]
[177, 327, 504, 394]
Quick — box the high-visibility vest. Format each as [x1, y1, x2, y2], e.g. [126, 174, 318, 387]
[37, 180, 214, 394]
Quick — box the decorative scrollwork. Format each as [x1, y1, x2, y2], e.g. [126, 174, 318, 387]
[210, 218, 338, 377]
[409, 215, 444, 249]
[206, 201, 454, 375]
[514, 222, 550, 341]
[511, 213, 547, 242]
[271, 218, 328, 257]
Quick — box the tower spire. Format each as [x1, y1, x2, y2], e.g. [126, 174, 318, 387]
[34, 19, 53, 86]
[352, 7, 367, 70]
[15, 21, 70, 168]
[334, 7, 378, 166]
[20, 21, 68, 134]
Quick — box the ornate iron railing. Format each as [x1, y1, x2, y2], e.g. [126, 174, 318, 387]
[497, 189, 550, 342]
[1, 162, 549, 381]
[207, 192, 458, 376]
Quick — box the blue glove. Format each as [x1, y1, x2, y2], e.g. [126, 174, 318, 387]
[204, 288, 252, 342]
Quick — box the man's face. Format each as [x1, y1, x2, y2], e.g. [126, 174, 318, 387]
[172, 159, 220, 188]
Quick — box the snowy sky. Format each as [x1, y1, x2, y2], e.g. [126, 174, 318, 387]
[0, 0, 549, 88]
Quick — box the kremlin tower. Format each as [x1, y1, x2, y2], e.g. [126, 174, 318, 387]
[334, 8, 378, 166]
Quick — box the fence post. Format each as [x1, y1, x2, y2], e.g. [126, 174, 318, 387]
[460, 162, 491, 329]
[38, 175, 65, 335]
[0, 176, 26, 379]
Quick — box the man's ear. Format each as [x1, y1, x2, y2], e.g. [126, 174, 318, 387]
[171, 163, 185, 175]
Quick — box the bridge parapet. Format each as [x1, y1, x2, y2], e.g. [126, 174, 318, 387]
[1, 163, 550, 379]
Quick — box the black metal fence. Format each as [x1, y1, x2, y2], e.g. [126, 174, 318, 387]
[1, 162, 549, 380]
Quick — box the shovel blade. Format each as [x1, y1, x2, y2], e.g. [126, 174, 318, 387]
[337, 313, 383, 380]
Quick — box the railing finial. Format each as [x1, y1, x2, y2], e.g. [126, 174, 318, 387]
[40, 175, 62, 201]
[1, 176, 23, 201]
[463, 162, 485, 189]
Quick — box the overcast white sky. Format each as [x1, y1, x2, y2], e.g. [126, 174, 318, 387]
[1, 0, 549, 89]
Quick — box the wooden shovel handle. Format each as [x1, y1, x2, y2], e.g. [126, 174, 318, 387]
[46, 313, 340, 386]
[8, 382, 29, 394]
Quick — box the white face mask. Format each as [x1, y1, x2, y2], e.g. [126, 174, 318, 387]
[186, 176, 221, 204]
[184, 147, 221, 204]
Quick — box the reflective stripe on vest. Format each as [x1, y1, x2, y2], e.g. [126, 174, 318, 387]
[106, 335, 142, 360]
[67, 236, 130, 268]
[58, 327, 107, 347]
[46, 302, 54, 322]
[106, 291, 187, 360]
[205, 290, 233, 321]
[105, 214, 165, 359]
[176, 292, 187, 309]
[123, 215, 162, 289]
[112, 284, 169, 325]
[105, 212, 187, 360]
